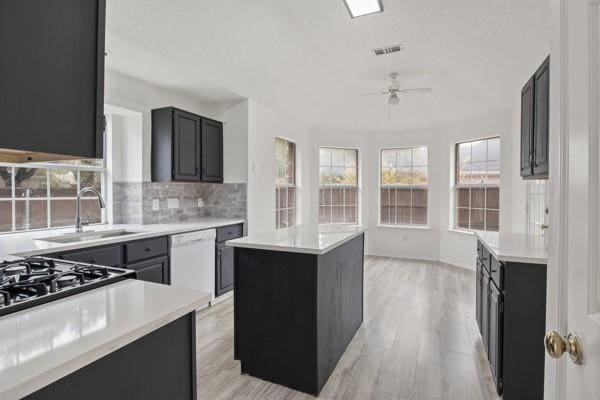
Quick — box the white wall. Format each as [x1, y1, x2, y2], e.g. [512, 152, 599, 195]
[310, 110, 527, 270]
[247, 100, 312, 234]
[105, 70, 248, 183]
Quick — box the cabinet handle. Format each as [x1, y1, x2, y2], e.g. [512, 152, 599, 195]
[145, 247, 151, 252]
[89, 259, 96, 264]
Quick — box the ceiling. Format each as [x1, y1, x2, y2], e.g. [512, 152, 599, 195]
[106, 0, 550, 131]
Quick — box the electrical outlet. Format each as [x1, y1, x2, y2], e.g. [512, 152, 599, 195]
[152, 199, 160, 211]
[197, 198, 204, 208]
[167, 198, 179, 209]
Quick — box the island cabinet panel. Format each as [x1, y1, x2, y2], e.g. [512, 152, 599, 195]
[24, 313, 197, 400]
[234, 233, 365, 395]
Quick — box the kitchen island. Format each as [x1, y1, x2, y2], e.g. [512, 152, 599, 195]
[227, 225, 366, 395]
[0, 280, 210, 400]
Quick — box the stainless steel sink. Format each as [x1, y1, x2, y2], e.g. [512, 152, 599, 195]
[37, 229, 141, 244]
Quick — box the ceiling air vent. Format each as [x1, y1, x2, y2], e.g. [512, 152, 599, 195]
[373, 44, 402, 56]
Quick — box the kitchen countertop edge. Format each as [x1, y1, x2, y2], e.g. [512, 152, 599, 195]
[0, 280, 210, 400]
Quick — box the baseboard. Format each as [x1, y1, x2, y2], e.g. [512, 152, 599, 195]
[365, 253, 474, 272]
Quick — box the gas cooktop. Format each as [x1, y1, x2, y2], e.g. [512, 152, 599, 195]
[0, 256, 135, 317]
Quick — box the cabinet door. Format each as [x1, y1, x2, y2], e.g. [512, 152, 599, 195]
[489, 282, 504, 395]
[173, 109, 201, 181]
[520, 75, 535, 177]
[127, 256, 169, 285]
[476, 258, 483, 334]
[481, 269, 491, 351]
[216, 244, 234, 296]
[533, 56, 550, 177]
[201, 118, 224, 183]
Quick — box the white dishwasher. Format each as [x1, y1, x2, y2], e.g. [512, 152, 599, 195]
[170, 229, 216, 303]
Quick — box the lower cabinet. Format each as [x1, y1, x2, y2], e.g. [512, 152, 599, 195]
[488, 281, 503, 391]
[215, 223, 244, 297]
[216, 243, 234, 296]
[47, 236, 171, 285]
[127, 256, 169, 285]
[475, 239, 546, 399]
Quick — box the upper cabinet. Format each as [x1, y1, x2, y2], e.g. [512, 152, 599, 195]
[0, 0, 106, 162]
[151, 107, 224, 183]
[521, 56, 550, 179]
[201, 118, 224, 183]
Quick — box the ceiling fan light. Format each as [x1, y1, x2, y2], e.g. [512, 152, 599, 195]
[342, 0, 383, 18]
[389, 94, 400, 105]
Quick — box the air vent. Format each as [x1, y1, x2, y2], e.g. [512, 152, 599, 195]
[373, 44, 402, 56]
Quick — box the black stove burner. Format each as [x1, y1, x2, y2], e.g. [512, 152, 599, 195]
[0, 256, 135, 315]
[72, 265, 110, 281]
[4, 265, 28, 276]
[0, 281, 49, 304]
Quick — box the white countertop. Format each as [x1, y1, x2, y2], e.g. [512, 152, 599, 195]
[0, 280, 210, 400]
[226, 224, 367, 255]
[475, 230, 548, 264]
[0, 218, 245, 259]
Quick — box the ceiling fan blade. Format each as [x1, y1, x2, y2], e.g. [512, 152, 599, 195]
[398, 88, 432, 94]
[358, 91, 389, 96]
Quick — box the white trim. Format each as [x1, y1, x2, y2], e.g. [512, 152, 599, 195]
[377, 224, 430, 230]
[447, 228, 475, 236]
[587, 0, 600, 322]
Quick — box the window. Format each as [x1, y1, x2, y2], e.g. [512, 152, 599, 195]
[319, 147, 359, 224]
[0, 160, 106, 233]
[454, 137, 500, 231]
[275, 138, 296, 229]
[379, 147, 428, 225]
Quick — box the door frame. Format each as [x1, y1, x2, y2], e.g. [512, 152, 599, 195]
[545, 0, 569, 398]
[547, 1, 600, 399]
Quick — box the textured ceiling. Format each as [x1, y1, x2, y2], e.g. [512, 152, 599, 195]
[106, 0, 550, 130]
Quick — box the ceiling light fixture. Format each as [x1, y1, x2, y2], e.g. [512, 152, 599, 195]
[342, 0, 383, 18]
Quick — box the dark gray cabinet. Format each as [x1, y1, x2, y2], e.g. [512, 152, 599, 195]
[47, 236, 170, 285]
[521, 56, 550, 179]
[201, 118, 224, 183]
[173, 109, 201, 181]
[520, 76, 535, 177]
[475, 239, 547, 399]
[0, 0, 105, 160]
[216, 244, 234, 296]
[127, 256, 169, 285]
[234, 233, 364, 395]
[215, 224, 244, 297]
[151, 107, 223, 183]
[533, 57, 550, 177]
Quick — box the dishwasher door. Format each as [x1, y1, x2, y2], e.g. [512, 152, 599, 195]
[170, 229, 216, 301]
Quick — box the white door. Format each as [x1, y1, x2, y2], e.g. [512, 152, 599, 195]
[546, 1, 600, 399]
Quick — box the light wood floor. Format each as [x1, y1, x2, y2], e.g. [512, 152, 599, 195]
[195, 256, 501, 400]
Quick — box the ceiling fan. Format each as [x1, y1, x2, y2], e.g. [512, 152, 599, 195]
[359, 72, 432, 105]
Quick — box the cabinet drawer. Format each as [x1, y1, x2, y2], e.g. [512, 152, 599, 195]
[216, 224, 243, 243]
[490, 256, 504, 290]
[125, 237, 168, 263]
[62, 245, 123, 267]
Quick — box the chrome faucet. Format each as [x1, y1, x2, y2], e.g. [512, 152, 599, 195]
[75, 187, 106, 233]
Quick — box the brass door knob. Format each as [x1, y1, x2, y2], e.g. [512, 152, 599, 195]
[544, 330, 584, 365]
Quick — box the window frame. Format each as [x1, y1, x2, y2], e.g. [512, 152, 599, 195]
[451, 136, 500, 232]
[0, 160, 108, 234]
[378, 146, 430, 228]
[318, 146, 360, 225]
[275, 137, 297, 230]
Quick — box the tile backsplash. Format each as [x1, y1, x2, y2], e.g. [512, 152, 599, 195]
[113, 182, 246, 225]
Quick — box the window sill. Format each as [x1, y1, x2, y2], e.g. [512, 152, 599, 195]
[377, 224, 431, 230]
[447, 228, 475, 236]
